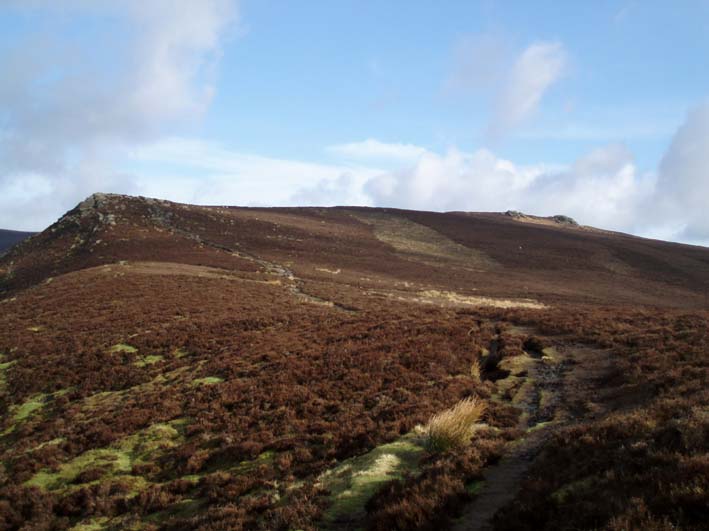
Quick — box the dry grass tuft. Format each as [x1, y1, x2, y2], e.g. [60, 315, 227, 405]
[470, 358, 481, 381]
[425, 396, 486, 452]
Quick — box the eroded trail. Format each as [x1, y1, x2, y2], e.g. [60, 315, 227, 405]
[153, 215, 358, 311]
[452, 334, 617, 531]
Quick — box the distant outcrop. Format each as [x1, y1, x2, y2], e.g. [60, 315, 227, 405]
[504, 210, 578, 227]
[551, 214, 578, 226]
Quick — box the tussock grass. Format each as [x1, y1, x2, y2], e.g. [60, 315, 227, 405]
[470, 358, 481, 381]
[425, 396, 486, 452]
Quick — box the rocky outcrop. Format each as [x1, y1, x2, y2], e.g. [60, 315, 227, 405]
[505, 210, 578, 227]
[551, 214, 578, 226]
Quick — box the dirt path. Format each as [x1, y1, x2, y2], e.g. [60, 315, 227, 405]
[452, 338, 616, 531]
[151, 217, 357, 311]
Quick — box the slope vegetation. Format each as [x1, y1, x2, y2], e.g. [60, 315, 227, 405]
[0, 230, 35, 255]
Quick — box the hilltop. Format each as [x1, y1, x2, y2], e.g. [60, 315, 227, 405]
[0, 194, 707, 530]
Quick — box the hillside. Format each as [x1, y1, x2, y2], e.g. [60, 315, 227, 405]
[2, 193, 708, 307]
[0, 230, 35, 255]
[0, 193, 707, 530]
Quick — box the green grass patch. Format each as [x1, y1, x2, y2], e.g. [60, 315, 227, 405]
[510, 379, 537, 406]
[134, 355, 164, 367]
[27, 447, 132, 490]
[27, 437, 66, 453]
[14, 393, 50, 422]
[232, 450, 276, 473]
[80, 390, 122, 411]
[550, 475, 600, 504]
[465, 479, 485, 495]
[0, 359, 16, 391]
[68, 517, 110, 530]
[318, 433, 427, 526]
[192, 376, 224, 386]
[201, 449, 276, 477]
[3, 390, 73, 436]
[25, 420, 186, 494]
[178, 474, 203, 485]
[173, 347, 191, 358]
[108, 343, 138, 354]
[527, 420, 556, 433]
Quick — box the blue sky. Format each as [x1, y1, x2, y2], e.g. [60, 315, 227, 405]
[215, 1, 702, 167]
[1, 1, 708, 246]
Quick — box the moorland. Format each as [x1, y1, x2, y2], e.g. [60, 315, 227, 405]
[0, 193, 707, 530]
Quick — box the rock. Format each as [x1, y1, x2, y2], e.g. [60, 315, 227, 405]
[552, 215, 578, 226]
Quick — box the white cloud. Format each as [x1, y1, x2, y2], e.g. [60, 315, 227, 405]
[291, 173, 371, 207]
[0, 0, 237, 230]
[488, 42, 567, 140]
[653, 102, 709, 242]
[527, 144, 651, 231]
[300, 138, 642, 229]
[123, 135, 697, 250]
[303, 129, 709, 247]
[444, 33, 512, 95]
[6, 124, 695, 248]
[327, 139, 427, 163]
[445, 37, 568, 142]
[128, 137, 381, 207]
[363, 148, 547, 212]
[354, 142, 647, 233]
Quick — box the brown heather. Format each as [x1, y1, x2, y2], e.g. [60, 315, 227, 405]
[0, 194, 706, 530]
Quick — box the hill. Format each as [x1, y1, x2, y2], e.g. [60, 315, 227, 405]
[2, 193, 708, 307]
[0, 229, 35, 255]
[0, 193, 707, 530]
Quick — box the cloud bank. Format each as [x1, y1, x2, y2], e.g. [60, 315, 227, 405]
[291, 101, 708, 246]
[654, 103, 709, 241]
[295, 142, 651, 236]
[125, 110, 707, 247]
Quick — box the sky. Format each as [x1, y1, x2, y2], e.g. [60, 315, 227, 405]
[1, 1, 708, 246]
